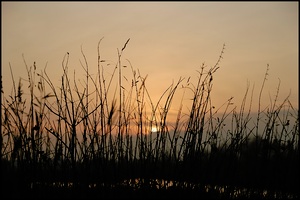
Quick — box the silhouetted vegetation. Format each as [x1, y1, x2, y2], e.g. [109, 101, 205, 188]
[1, 39, 299, 199]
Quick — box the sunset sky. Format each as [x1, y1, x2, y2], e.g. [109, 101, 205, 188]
[2, 2, 298, 119]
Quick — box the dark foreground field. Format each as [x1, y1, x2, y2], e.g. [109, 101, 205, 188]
[1, 145, 299, 199]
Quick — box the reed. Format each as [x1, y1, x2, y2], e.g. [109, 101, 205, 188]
[1, 39, 298, 199]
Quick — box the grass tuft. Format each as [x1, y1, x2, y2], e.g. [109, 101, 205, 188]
[1, 40, 299, 199]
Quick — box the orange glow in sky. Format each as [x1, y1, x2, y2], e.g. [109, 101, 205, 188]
[2, 2, 298, 120]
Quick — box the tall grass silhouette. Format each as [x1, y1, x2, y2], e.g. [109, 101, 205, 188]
[1, 39, 299, 199]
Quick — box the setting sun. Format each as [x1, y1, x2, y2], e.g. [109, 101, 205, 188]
[151, 126, 158, 133]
